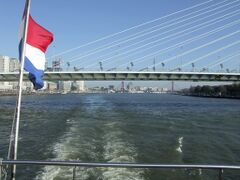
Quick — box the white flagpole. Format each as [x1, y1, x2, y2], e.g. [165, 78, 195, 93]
[12, 0, 31, 179]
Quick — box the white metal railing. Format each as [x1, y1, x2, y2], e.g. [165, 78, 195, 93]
[1, 159, 240, 180]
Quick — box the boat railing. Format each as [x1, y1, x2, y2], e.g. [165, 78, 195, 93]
[1, 159, 240, 180]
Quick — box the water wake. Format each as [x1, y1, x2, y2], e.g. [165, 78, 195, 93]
[36, 96, 145, 180]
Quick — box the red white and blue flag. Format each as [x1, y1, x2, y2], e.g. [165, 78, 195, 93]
[19, 3, 53, 90]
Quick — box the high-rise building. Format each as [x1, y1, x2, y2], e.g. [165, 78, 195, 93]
[0, 55, 12, 90]
[76, 81, 85, 91]
[0, 55, 33, 90]
[9, 58, 19, 72]
[52, 59, 62, 72]
[58, 81, 72, 92]
[8, 58, 20, 89]
[0, 55, 10, 72]
[46, 82, 57, 91]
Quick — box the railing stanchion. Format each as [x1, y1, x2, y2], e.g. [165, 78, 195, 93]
[0, 166, 2, 180]
[72, 166, 76, 180]
[219, 168, 223, 180]
[0, 158, 2, 180]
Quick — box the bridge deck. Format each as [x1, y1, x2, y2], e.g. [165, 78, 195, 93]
[0, 71, 240, 82]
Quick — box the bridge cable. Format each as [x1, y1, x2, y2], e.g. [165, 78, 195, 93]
[117, 19, 240, 69]
[84, 6, 240, 68]
[208, 53, 240, 69]
[84, 8, 240, 68]
[80, 0, 237, 66]
[47, 0, 214, 59]
[122, 11, 240, 69]
[66, 0, 231, 63]
[179, 41, 240, 68]
[152, 31, 240, 68]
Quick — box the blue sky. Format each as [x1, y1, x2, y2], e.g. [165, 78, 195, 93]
[0, 0, 204, 58]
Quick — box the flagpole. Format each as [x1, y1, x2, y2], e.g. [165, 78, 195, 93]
[12, 0, 31, 179]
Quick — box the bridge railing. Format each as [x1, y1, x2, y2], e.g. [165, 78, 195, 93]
[1, 159, 240, 180]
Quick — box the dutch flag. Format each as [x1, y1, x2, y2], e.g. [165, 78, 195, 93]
[19, 4, 53, 90]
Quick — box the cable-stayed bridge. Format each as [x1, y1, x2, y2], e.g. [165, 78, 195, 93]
[1, 0, 240, 82]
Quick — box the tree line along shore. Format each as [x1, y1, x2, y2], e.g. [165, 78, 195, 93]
[181, 83, 240, 99]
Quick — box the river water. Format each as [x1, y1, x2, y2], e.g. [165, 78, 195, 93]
[0, 93, 239, 180]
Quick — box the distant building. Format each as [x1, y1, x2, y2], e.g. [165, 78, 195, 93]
[9, 58, 19, 72]
[52, 59, 62, 72]
[0, 55, 10, 72]
[0, 56, 13, 90]
[47, 82, 58, 91]
[109, 85, 114, 90]
[58, 81, 72, 92]
[135, 86, 141, 91]
[0, 55, 34, 90]
[8, 58, 20, 89]
[126, 82, 132, 90]
[74, 81, 85, 92]
[22, 81, 33, 91]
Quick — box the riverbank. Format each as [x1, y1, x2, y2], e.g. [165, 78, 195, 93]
[0, 91, 33, 96]
[0, 90, 171, 96]
[180, 93, 240, 100]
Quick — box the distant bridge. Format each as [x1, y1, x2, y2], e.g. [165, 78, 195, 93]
[0, 71, 240, 82]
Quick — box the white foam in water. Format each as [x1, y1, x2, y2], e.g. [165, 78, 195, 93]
[36, 126, 94, 179]
[37, 128, 145, 179]
[176, 137, 184, 153]
[101, 123, 145, 180]
[199, 169, 202, 175]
